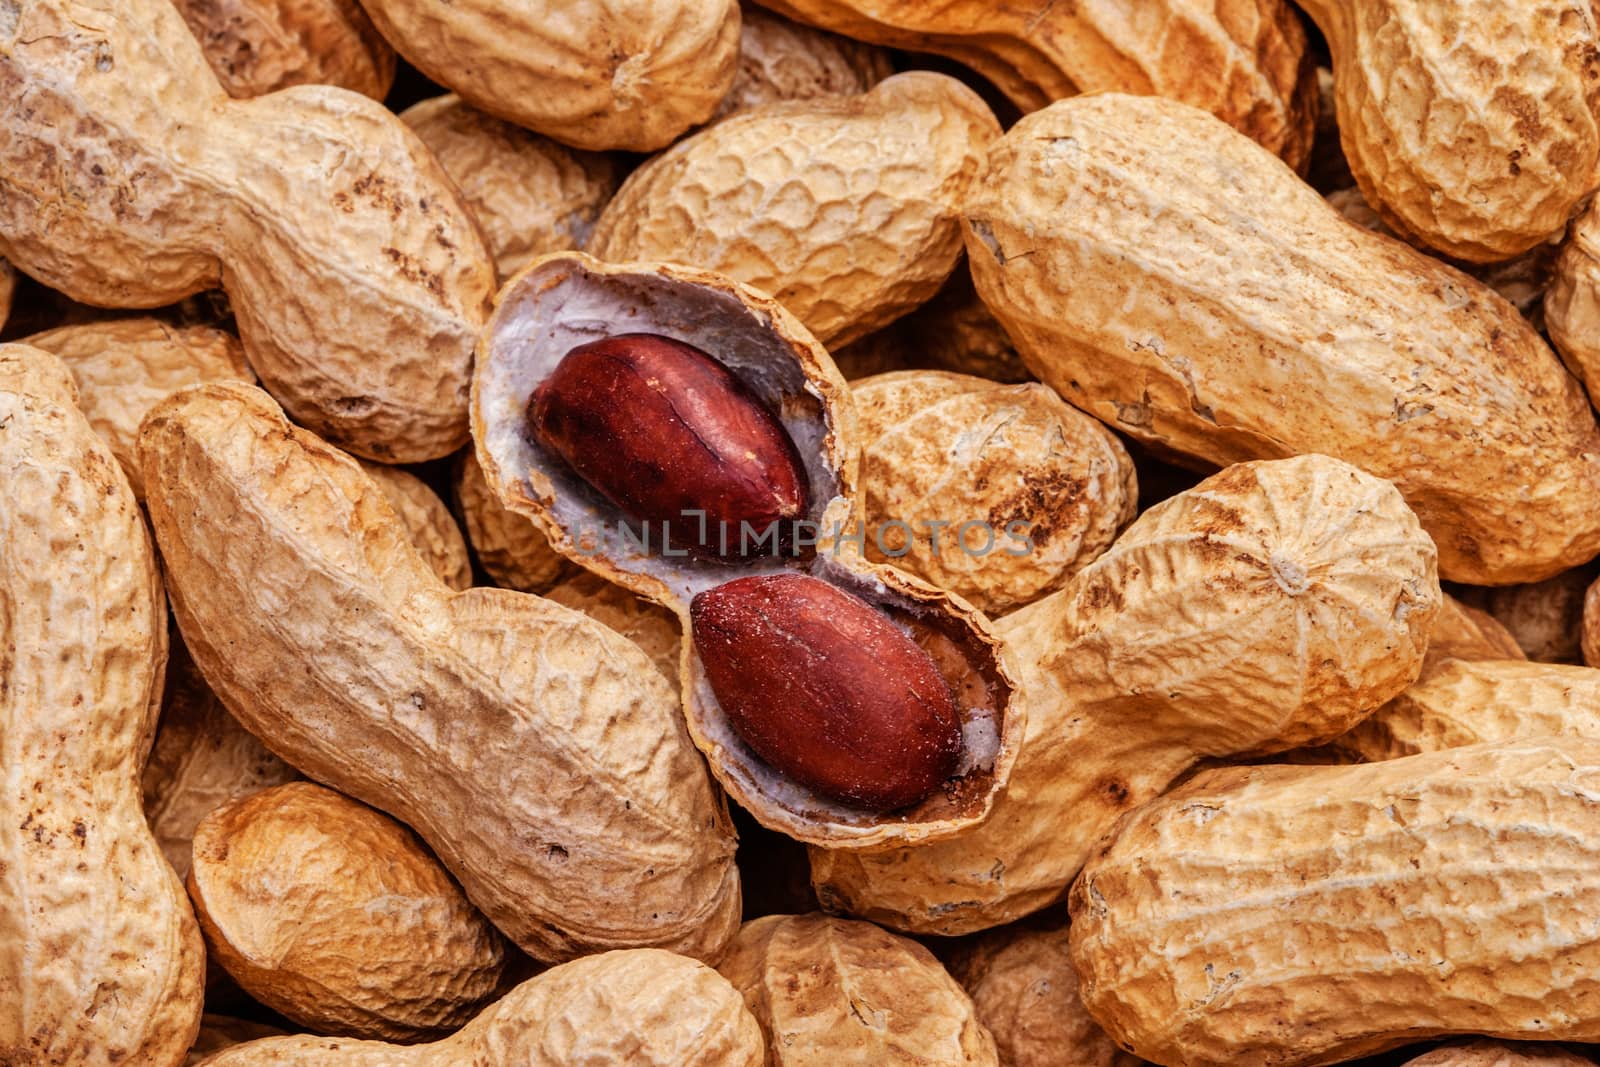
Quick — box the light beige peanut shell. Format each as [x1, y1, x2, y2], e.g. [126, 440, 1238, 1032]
[946, 921, 1145, 1067]
[811, 454, 1439, 935]
[1069, 738, 1600, 1065]
[195, 949, 766, 1066]
[544, 571, 682, 691]
[0, 344, 204, 1065]
[356, 460, 472, 592]
[966, 93, 1600, 585]
[588, 73, 1001, 347]
[713, 7, 891, 121]
[1425, 594, 1525, 670]
[22, 318, 254, 499]
[171, 0, 395, 99]
[1586, 576, 1600, 668]
[752, 0, 1315, 167]
[400, 95, 621, 281]
[852, 370, 1137, 616]
[452, 450, 571, 593]
[187, 1017, 289, 1066]
[0, 0, 495, 462]
[1547, 202, 1600, 413]
[1402, 1041, 1598, 1067]
[1330, 659, 1600, 764]
[143, 636, 300, 882]
[717, 913, 997, 1065]
[1300, 0, 1600, 262]
[139, 379, 742, 963]
[358, 0, 739, 152]
[188, 782, 508, 1041]
[1460, 567, 1595, 664]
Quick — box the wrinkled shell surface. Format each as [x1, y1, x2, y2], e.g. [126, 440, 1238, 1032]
[171, 0, 395, 99]
[967, 93, 1600, 585]
[1070, 739, 1600, 1066]
[812, 455, 1438, 935]
[0, 0, 495, 462]
[359, 0, 739, 151]
[1301, 0, 1600, 262]
[1422, 594, 1525, 673]
[589, 73, 1000, 347]
[0, 344, 203, 1066]
[718, 914, 997, 1065]
[1402, 1041, 1597, 1067]
[196, 949, 766, 1065]
[188, 782, 507, 1040]
[852, 370, 1136, 615]
[140, 380, 741, 963]
[401, 95, 620, 281]
[544, 571, 682, 690]
[714, 7, 891, 120]
[453, 450, 571, 593]
[23, 318, 253, 498]
[356, 460, 472, 592]
[1549, 203, 1600, 408]
[753, 0, 1315, 166]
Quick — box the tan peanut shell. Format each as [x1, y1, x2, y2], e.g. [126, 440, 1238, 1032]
[811, 454, 1439, 935]
[356, 460, 472, 592]
[195, 949, 766, 1066]
[1547, 203, 1600, 420]
[544, 571, 682, 690]
[852, 370, 1136, 616]
[171, 0, 395, 99]
[966, 92, 1600, 585]
[1070, 738, 1600, 1065]
[588, 73, 1001, 347]
[188, 1017, 289, 1066]
[947, 921, 1145, 1067]
[0, 344, 204, 1065]
[1461, 568, 1595, 664]
[717, 914, 997, 1065]
[1422, 594, 1525, 672]
[188, 782, 508, 1040]
[0, 0, 495, 462]
[474, 252, 1024, 850]
[752, 0, 1314, 167]
[143, 636, 300, 881]
[1403, 1041, 1598, 1067]
[401, 96, 621, 281]
[714, 7, 891, 121]
[23, 318, 254, 499]
[453, 450, 570, 593]
[139, 379, 741, 963]
[358, 0, 739, 151]
[1300, 0, 1600, 262]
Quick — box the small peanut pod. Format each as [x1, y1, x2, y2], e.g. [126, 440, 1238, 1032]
[171, 0, 395, 99]
[717, 914, 997, 1065]
[401, 96, 621, 282]
[967, 93, 1600, 585]
[0, 0, 496, 462]
[356, 460, 472, 592]
[753, 0, 1314, 166]
[357, 0, 739, 152]
[0, 344, 204, 1065]
[714, 7, 891, 121]
[452, 451, 571, 593]
[1070, 738, 1600, 1065]
[589, 73, 1001, 347]
[188, 782, 508, 1041]
[139, 380, 741, 963]
[1548, 203, 1600, 406]
[853, 370, 1137, 616]
[811, 454, 1439, 935]
[1403, 1042, 1598, 1067]
[195, 949, 766, 1066]
[1301, 0, 1600, 262]
[23, 318, 254, 499]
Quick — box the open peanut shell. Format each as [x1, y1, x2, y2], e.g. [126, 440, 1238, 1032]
[473, 252, 1023, 850]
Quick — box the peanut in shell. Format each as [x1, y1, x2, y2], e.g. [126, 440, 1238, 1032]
[171, 0, 395, 99]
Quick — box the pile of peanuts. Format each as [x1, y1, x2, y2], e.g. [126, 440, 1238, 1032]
[7, 1, 1600, 1065]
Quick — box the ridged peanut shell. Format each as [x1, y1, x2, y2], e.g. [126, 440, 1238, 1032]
[1300, 0, 1600, 262]
[0, 344, 204, 1065]
[356, 460, 471, 592]
[139, 380, 741, 963]
[23, 318, 254, 499]
[544, 571, 681, 691]
[589, 73, 1000, 346]
[0, 0, 495, 462]
[358, 0, 739, 151]
[852, 370, 1136, 615]
[452, 450, 570, 593]
[717, 914, 997, 1065]
[195, 949, 764, 1066]
[188, 782, 507, 1040]
[1549, 203, 1600, 407]
[171, 0, 395, 99]
[714, 7, 891, 120]
[966, 93, 1600, 585]
[812, 454, 1438, 935]
[1070, 738, 1600, 1065]
[753, 0, 1315, 166]
[401, 96, 620, 281]
[1403, 1041, 1598, 1067]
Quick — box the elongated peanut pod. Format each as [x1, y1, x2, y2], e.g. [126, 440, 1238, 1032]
[0, 344, 204, 1065]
